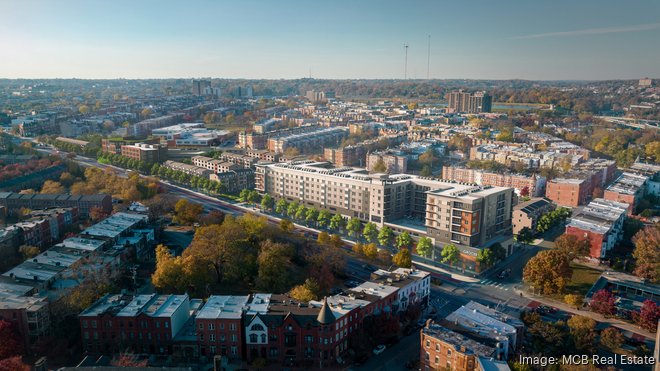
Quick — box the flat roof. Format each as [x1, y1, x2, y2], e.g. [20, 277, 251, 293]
[422, 323, 495, 357]
[196, 295, 249, 320]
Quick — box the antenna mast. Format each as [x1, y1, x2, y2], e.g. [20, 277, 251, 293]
[404, 43, 409, 79]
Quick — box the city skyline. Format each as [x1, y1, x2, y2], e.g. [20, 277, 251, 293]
[1, 0, 659, 80]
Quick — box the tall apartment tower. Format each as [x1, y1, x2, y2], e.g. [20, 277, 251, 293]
[446, 90, 492, 113]
[192, 79, 211, 96]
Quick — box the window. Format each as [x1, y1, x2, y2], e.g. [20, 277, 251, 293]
[230, 323, 236, 331]
[210, 346, 216, 354]
[208, 323, 215, 330]
[210, 334, 216, 342]
[250, 334, 258, 343]
[231, 334, 237, 342]
[252, 324, 264, 331]
[231, 346, 237, 355]
[261, 334, 266, 343]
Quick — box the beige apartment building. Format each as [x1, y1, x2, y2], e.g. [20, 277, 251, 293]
[256, 161, 514, 270]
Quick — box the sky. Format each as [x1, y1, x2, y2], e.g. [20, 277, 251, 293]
[1, 0, 659, 80]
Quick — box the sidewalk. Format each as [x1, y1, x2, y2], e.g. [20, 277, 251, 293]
[519, 289, 655, 340]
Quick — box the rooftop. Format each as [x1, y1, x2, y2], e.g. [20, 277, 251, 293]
[196, 295, 249, 320]
[606, 172, 648, 195]
[422, 323, 495, 357]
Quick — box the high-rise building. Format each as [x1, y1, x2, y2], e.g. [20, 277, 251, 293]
[192, 79, 211, 96]
[446, 90, 492, 113]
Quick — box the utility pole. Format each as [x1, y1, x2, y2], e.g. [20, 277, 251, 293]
[404, 43, 409, 79]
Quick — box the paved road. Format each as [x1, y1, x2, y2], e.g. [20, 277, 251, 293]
[352, 332, 420, 371]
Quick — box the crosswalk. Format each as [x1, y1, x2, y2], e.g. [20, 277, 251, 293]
[479, 279, 510, 291]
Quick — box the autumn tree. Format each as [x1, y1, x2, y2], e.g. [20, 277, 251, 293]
[362, 222, 379, 243]
[40, 180, 65, 194]
[440, 244, 460, 266]
[415, 237, 433, 258]
[111, 351, 148, 367]
[589, 289, 616, 316]
[352, 242, 364, 256]
[19, 245, 40, 260]
[599, 328, 624, 350]
[0, 319, 23, 359]
[279, 218, 294, 232]
[289, 278, 321, 302]
[89, 206, 110, 222]
[317, 231, 331, 245]
[363, 243, 378, 259]
[564, 294, 584, 309]
[632, 225, 660, 283]
[329, 234, 343, 249]
[523, 250, 572, 295]
[567, 315, 597, 353]
[152, 245, 185, 293]
[632, 299, 660, 332]
[377, 226, 394, 247]
[256, 240, 295, 292]
[173, 199, 203, 225]
[395, 231, 413, 249]
[0, 356, 30, 371]
[392, 248, 412, 268]
[554, 234, 591, 260]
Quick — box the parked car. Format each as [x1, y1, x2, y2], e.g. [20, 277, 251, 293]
[373, 345, 386, 355]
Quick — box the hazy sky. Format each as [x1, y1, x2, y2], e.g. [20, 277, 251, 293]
[1, 0, 659, 80]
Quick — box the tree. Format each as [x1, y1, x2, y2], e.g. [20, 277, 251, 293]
[78, 104, 90, 115]
[152, 245, 185, 293]
[0, 319, 23, 359]
[392, 248, 412, 268]
[317, 231, 331, 245]
[496, 129, 514, 142]
[0, 356, 30, 371]
[523, 250, 572, 295]
[260, 194, 274, 211]
[363, 243, 378, 259]
[329, 234, 343, 249]
[305, 208, 318, 225]
[352, 242, 364, 256]
[173, 199, 203, 225]
[247, 190, 261, 204]
[40, 180, 65, 194]
[317, 210, 331, 228]
[555, 234, 591, 260]
[632, 225, 660, 283]
[239, 189, 250, 203]
[520, 186, 530, 197]
[377, 249, 392, 264]
[89, 206, 109, 222]
[289, 278, 320, 302]
[517, 227, 534, 244]
[567, 315, 597, 353]
[256, 240, 295, 292]
[294, 205, 307, 221]
[372, 158, 387, 173]
[564, 294, 584, 309]
[632, 299, 660, 332]
[347, 217, 362, 237]
[476, 248, 495, 268]
[440, 244, 460, 266]
[19, 245, 40, 260]
[275, 198, 288, 214]
[279, 218, 294, 232]
[362, 222, 379, 243]
[378, 226, 394, 247]
[415, 237, 433, 258]
[599, 327, 624, 350]
[287, 201, 299, 218]
[329, 214, 344, 231]
[111, 352, 148, 367]
[589, 289, 616, 316]
[395, 231, 413, 249]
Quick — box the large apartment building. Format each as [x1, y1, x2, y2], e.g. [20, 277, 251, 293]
[0, 192, 111, 218]
[446, 91, 492, 114]
[121, 143, 168, 164]
[442, 166, 546, 196]
[565, 198, 628, 259]
[256, 161, 514, 269]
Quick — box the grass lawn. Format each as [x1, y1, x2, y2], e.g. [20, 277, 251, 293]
[565, 262, 602, 296]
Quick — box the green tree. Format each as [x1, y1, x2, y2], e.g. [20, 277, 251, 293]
[317, 210, 332, 228]
[415, 237, 433, 258]
[395, 231, 413, 249]
[275, 199, 288, 214]
[440, 244, 460, 266]
[476, 248, 495, 268]
[287, 201, 299, 218]
[378, 226, 394, 247]
[329, 214, 344, 231]
[363, 222, 379, 243]
[261, 194, 274, 211]
[239, 189, 250, 202]
[392, 247, 412, 268]
[305, 208, 318, 225]
[295, 205, 307, 221]
[247, 190, 261, 204]
[517, 227, 534, 244]
[347, 217, 362, 237]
